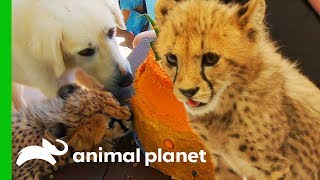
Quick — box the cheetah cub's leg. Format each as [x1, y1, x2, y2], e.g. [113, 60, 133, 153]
[213, 154, 242, 180]
[237, 148, 290, 179]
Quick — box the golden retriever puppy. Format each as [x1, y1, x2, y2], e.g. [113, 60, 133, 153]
[12, 0, 132, 98]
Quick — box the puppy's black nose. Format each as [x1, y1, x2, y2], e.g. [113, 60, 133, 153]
[179, 87, 200, 98]
[118, 72, 133, 87]
[58, 84, 79, 99]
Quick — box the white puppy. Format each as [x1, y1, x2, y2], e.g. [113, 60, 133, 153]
[12, 0, 132, 99]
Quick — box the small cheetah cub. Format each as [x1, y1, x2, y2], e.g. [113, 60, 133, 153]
[12, 84, 132, 180]
[155, 0, 320, 179]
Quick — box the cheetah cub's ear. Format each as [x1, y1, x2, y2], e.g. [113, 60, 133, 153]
[155, 0, 187, 27]
[232, 0, 266, 41]
[44, 123, 69, 143]
[57, 84, 80, 100]
[236, 0, 266, 27]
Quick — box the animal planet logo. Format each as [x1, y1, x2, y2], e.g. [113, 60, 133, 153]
[16, 139, 68, 166]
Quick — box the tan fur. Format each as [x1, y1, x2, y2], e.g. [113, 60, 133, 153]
[155, 0, 320, 179]
[12, 87, 132, 180]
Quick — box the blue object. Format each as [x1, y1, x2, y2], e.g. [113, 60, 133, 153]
[119, 0, 156, 34]
[119, 0, 143, 10]
[126, 10, 148, 35]
[145, 0, 156, 20]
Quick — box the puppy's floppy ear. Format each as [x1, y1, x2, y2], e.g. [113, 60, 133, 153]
[29, 19, 65, 79]
[155, 0, 186, 27]
[107, 0, 126, 30]
[236, 0, 266, 27]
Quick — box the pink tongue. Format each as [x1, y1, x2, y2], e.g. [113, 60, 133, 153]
[187, 99, 200, 107]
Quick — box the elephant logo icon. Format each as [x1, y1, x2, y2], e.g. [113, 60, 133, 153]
[16, 139, 68, 166]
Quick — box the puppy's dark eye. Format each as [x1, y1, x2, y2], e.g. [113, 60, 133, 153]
[166, 53, 178, 66]
[78, 48, 95, 56]
[202, 52, 220, 66]
[107, 28, 115, 39]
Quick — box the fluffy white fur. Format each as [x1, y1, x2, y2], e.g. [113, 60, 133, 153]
[13, 0, 130, 97]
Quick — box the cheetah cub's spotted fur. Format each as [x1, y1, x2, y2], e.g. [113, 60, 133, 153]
[12, 84, 132, 180]
[155, 0, 320, 179]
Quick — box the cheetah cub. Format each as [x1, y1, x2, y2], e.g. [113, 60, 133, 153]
[12, 84, 132, 180]
[155, 0, 320, 179]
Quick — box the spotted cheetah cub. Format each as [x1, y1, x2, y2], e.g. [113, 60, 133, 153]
[12, 84, 132, 180]
[155, 0, 320, 179]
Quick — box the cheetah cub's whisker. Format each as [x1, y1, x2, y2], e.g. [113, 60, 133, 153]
[155, 0, 320, 179]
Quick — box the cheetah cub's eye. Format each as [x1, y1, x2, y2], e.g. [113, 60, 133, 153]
[166, 53, 178, 66]
[202, 52, 220, 66]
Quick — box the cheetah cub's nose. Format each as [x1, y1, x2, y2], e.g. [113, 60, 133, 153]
[179, 87, 201, 107]
[179, 87, 200, 98]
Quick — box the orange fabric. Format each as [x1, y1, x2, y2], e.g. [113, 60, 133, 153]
[131, 51, 214, 179]
[133, 51, 190, 130]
